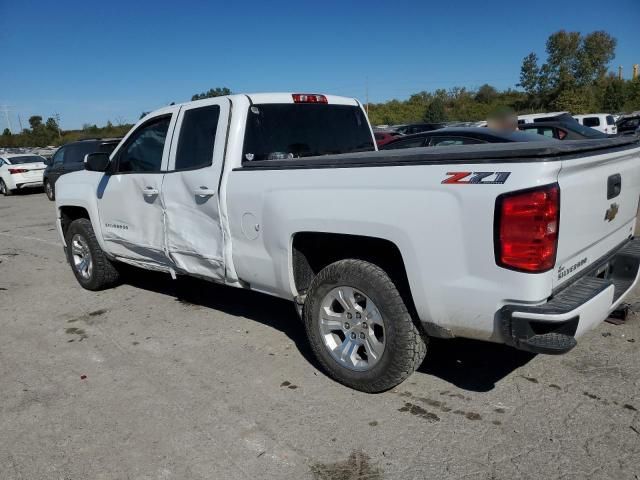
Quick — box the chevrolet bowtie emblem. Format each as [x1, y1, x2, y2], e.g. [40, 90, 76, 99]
[604, 203, 619, 222]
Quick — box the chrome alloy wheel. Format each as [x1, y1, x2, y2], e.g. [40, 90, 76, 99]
[71, 234, 93, 280]
[318, 286, 386, 371]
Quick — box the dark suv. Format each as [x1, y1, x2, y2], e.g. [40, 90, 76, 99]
[44, 138, 121, 200]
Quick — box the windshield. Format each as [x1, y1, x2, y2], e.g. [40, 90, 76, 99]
[243, 104, 374, 161]
[8, 155, 45, 165]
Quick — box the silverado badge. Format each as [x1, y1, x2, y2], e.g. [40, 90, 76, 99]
[604, 203, 619, 222]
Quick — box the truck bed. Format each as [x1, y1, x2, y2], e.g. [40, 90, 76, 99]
[239, 136, 639, 170]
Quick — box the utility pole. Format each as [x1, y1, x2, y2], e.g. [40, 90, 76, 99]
[0, 105, 13, 133]
[53, 113, 62, 139]
[634, 64, 639, 80]
[365, 77, 369, 116]
[618, 66, 623, 80]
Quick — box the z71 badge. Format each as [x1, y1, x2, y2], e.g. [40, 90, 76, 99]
[442, 171, 511, 184]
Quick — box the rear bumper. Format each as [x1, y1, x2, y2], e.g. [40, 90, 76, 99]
[16, 180, 44, 189]
[499, 237, 640, 354]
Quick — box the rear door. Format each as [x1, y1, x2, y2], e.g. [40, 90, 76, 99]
[97, 109, 178, 266]
[162, 98, 230, 280]
[554, 144, 640, 287]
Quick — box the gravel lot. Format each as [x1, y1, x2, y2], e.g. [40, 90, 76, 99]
[1, 191, 639, 480]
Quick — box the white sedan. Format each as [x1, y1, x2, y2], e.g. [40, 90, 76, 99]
[0, 154, 47, 196]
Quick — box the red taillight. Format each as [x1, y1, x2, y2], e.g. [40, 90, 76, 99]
[292, 93, 328, 104]
[8, 168, 28, 174]
[495, 184, 560, 273]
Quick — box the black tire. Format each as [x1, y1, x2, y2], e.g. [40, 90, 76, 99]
[44, 180, 55, 201]
[0, 179, 13, 196]
[65, 218, 119, 290]
[304, 259, 427, 393]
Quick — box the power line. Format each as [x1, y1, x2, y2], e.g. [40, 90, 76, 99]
[0, 105, 13, 133]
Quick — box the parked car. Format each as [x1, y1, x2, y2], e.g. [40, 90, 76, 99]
[0, 154, 47, 196]
[55, 92, 640, 393]
[394, 122, 447, 135]
[573, 114, 617, 135]
[44, 138, 121, 200]
[517, 112, 570, 124]
[617, 114, 640, 136]
[373, 131, 402, 148]
[381, 127, 555, 150]
[518, 121, 608, 140]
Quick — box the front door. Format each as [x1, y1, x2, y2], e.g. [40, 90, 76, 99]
[97, 109, 178, 267]
[162, 99, 229, 280]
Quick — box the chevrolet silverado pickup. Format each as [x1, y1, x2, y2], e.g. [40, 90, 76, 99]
[54, 93, 640, 392]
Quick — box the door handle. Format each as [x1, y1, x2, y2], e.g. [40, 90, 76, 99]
[194, 186, 216, 197]
[607, 174, 621, 200]
[142, 186, 159, 196]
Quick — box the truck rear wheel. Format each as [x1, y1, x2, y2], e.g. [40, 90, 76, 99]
[65, 218, 119, 290]
[304, 259, 427, 392]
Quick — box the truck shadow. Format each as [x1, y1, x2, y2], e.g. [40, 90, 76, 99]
[418, 338, 535, 392]
[121, 267, 535, 393]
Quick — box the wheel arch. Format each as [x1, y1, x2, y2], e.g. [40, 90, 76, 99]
[290, 232, 417, 315]
[58, 204, 108, 253]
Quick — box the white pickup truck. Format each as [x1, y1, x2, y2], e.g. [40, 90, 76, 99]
[55, 93, 640, 392]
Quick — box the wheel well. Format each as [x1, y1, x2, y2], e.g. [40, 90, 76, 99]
[59, 206, 90, 237]
[292, 232, 412, 299]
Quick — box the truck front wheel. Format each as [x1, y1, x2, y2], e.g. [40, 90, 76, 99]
[65, 218, 119, 290]
[304, 259, 427, 392]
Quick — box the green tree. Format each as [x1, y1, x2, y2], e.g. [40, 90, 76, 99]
[577, 31, 617, 85]
[423, 98, 446, 122]
[519, 30, 617, 111]
[625, 78, 640, 111]
[191, 87, 232, 101]
[2, 128, 11, 136]
[600, 77, 626, 112]
[29, 115, 43, 130]
[474, 84, 498, 104]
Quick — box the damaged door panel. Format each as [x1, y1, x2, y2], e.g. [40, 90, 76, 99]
[162, 99, 229, 280]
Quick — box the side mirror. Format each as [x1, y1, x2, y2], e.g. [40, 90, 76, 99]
[84, 152, 111, 172]
[44, 157, 52, 166]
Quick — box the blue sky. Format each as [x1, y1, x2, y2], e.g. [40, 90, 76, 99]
[1, 0, 638, 130]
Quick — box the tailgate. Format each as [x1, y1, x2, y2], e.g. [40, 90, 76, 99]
[554, 143, 640, 288]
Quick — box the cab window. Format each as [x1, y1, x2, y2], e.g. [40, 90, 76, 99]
[117, 116, 171, 173]
[583, 117, 600, 127]
[174, 105, 220, 170]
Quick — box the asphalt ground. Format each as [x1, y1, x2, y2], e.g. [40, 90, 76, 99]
[1, 190, 639, 479]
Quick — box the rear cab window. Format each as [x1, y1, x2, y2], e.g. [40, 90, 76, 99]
[243, 103, 374, 161]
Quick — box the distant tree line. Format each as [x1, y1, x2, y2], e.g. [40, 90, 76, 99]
[0, 116, 133, 148]
[368, 30, 640, 125]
